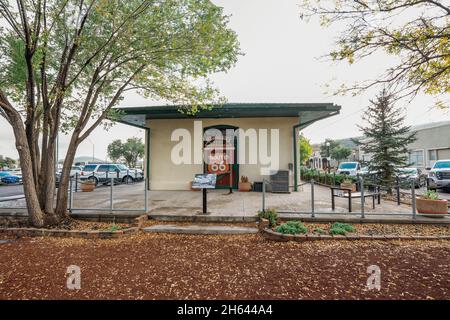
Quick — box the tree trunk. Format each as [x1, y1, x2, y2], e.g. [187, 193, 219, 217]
[11, 118, 46, 227]
[55, 136, 79, 217]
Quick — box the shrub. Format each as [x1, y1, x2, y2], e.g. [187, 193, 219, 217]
[329, 226, 347, 235]
[422, 190, 439, 200]
[258, 208, 278, 227]
[107, 224, 121, 232]
[275, 221, 308, 235]
[329, 222, 355, 235]
[313, 227, 326, 235]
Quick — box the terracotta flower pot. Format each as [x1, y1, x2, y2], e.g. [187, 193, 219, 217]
[340, 182, 356, 192]
[238, 182, 252, 192]
[416, 198, 448, 216]
[80, 182, 95, 192]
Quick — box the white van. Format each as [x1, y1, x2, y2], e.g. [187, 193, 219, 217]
[336, 162, 361, 176]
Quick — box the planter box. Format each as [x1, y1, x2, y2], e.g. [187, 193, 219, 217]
[80, 183, 95, 192]
[238, 182, 252, 192]
[340, 182, 356, 192]
[416, 198, 448, 216]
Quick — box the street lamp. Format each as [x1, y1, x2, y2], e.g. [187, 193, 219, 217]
[325, 141, 331, 173]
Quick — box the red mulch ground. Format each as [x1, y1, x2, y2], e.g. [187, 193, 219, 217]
[0, 233, 449, 299]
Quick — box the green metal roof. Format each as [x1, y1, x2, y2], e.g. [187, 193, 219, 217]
[114, 103, 341, 129]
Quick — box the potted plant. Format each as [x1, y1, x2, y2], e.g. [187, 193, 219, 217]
[340, 178, 356, 192]
[416, 190, 448, 217]
[80, 179, 96, 192]
[238, 176, 252, 192]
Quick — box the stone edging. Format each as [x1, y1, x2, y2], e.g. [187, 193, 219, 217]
[0, 215, 148, 239]
[260, 227, 450, 242]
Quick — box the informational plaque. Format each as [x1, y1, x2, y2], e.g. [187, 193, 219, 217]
[191, 173, 217, 189]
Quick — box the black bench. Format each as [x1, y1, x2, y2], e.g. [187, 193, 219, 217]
[330, 186, 380, 212]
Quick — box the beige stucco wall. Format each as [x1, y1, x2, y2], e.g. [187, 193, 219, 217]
[147, 117, 299, 190]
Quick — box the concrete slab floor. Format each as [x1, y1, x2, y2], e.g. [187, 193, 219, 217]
[66, 181, 416, 216]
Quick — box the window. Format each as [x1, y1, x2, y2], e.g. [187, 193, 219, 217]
[429, 149, 437, 161]
[97, 165, 110, 172]
[409, 150, 424, 166]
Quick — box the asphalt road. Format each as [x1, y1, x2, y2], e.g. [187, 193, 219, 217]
[0, 185, 23, 198]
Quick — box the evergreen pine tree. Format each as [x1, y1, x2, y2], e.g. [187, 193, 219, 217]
[357, 89, 416, 186]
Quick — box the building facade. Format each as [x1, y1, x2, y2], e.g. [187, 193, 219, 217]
[117, 103, 341, 191]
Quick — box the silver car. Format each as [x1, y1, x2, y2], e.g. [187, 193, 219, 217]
[397, 167, 426, 188]
[428, 160, 450, 191]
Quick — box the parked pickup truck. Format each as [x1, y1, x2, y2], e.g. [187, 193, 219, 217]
[78, 163, 143, 185]
[427, 160, 450, 191]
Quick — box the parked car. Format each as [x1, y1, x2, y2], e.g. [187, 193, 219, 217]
[0, 171, 22, 184]
[396, 167, 426, 188]
[427, 159, 450, 191]
[79, 163, 143, 185]
[336, 162, 361, 176]
[70, 166, 83, 177]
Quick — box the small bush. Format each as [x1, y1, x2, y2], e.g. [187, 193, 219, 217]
[329, 226, 347, 235]
[275, 221, 308, 235]
[422, 190, 439, 200]
[329, 222, 355, 235]
[258, 208, 278, 227]
[107, 224, 121, 232]
[313, 227, 326, 235]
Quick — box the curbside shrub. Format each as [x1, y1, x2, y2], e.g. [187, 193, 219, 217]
[258, 208, 278, 227]
[275, 221, 308, 235]
[329, 222, 355, 235]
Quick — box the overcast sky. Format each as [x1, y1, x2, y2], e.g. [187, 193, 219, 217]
[1, 0, 448, 160]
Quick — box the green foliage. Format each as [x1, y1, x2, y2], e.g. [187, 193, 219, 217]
[300, 167, 357, 186]
[356, 89, 417, 186]
[0, 156, 16, 169]
[106, 224, 122, 232]
[319, 139, 340, 158]
[107, 137, 145, 167]
[329, 222, 355, 235]
[258, 208, 278, 227]
[299, 134, 313, 164]
[331, 146, 352, 163]
[422, 190, 439, 201]
[300, 0, 450, 108]
[275, 221, 308, 235]
[313, 227, 326, 235]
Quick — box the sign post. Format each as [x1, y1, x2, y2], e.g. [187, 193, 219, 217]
[191, 173, 217, 214]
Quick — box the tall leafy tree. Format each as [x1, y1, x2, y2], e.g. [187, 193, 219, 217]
[319, 139, 339, 158]
[331, 146, 352, 165]
[107, 137, 144, 168]
[301, 0, 450, 108]
[299, 134, 313, 165]
[357, 89, 417, 186]
[0, 0, 240, 226]
[107, 140, 124, 163]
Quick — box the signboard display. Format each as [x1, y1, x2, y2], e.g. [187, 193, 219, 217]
[191, 173, 217, 189]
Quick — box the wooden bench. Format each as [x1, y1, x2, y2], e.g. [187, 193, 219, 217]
[330, 186, 380, 212]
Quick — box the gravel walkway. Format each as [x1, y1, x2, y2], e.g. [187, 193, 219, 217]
[0, 234, 449, 299]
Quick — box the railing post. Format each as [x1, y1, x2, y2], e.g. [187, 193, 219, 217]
[68, 176, 73, 213]
[411, 179, 416, 219]
[360, 176, 365, 218]
[110, 177, 114, 213]
[310, 179, 315, 217]
[127, 169, 129, 184]
[396, 176, 400, 205]
[262, 179, 266, 213]
[144, 177, 148, 213]
[75, 172, 78, 193]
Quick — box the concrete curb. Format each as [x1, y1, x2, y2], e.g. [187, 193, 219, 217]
[260, 228, 450, 242]
[0, 215, 148, 239]
[143, 224, 258, 235]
